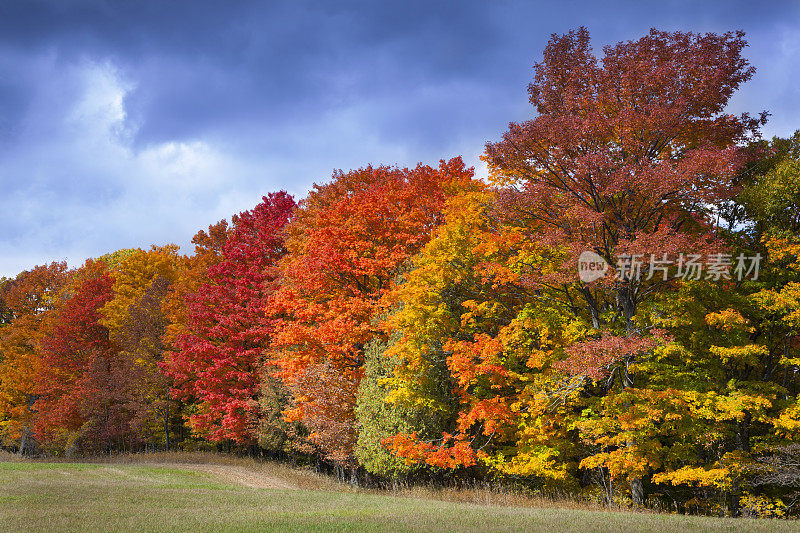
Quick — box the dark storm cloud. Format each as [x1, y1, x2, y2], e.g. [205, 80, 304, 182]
[0, 0, 798, 276]
[3, 1, 793, 145]
[0, 0, 514, 145]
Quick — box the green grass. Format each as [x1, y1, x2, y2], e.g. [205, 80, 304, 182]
[0, 460, 795, 532]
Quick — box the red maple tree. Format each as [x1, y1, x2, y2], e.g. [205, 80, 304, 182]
[166, 192, 295, 444]
[485, 27, 764, 342]
[35, 265, 124, 454]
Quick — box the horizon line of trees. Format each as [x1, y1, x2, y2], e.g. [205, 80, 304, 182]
[2, 27, 800, 518]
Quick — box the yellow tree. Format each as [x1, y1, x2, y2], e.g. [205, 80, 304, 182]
[384, 184, 581, 485]
[99, 245, 182, 447]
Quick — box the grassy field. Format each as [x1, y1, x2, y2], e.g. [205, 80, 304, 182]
[0, 453, 795, 532]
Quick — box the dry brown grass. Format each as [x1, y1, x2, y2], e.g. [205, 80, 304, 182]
[90, 450, 343, 492]
[386, 484, 610, 512]
[88, 451, 632, 513]
[0, 449, 24, 462]
[1, 450, 661, 513]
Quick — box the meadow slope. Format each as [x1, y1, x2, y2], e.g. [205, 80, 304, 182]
[0, 454, 794, 532]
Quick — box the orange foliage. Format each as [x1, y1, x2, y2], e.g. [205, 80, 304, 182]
[268, 158, 474, 462]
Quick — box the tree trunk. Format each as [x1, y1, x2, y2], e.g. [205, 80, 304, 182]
[736, 412, 751, 452]
[630, 477, 644, 506]
[727, 411, 752, 516]
[163, 401, 170, 452]
[623, 358, 645, 506]
[164, 413, 170, 451]
[579, 286, 601, 329]
[18, 427, 29, 456]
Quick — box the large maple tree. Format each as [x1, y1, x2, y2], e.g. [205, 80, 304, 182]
[485, 27, 764, 330]
[268, 158, 474, 464]
[483, 27, 764, 503]
[166, 192, 296, 444]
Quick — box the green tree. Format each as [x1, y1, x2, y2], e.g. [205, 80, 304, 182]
[355, 335, 420, 479]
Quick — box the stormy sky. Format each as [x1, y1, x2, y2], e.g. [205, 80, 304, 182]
[1, 0, 799, 276]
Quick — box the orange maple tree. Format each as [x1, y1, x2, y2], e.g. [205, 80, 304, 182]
[0, 262, 70, 452]
[268, 158, 474, 463]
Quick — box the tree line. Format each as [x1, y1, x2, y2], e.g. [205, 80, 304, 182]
[2, 28, 800, 517]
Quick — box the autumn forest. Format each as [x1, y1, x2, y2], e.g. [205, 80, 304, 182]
[2, 28, 800, 518]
